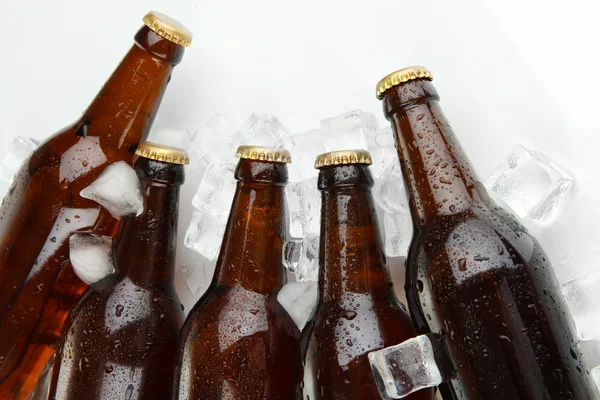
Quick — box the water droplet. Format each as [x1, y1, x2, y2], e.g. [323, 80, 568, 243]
[104, 364, 114, 373]
[417, 113, 425, 121]
[50, 237, 57, 243]
[346, 339, 353, 347]
[115, 304, 124, 317]
[417, 279, 424, 292]
[342, 310, 357, 320]
[458, 258, 467, 272]
[473, 255, 490, 262]
[125, 384, 134, 400]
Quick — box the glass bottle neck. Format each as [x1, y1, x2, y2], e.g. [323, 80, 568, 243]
[384, 80, 483, 228]
[214, 160, 288, 294]
[81, 27, 183, 153]
[112, 168, 181, 288]
[319, 166, 394, 304]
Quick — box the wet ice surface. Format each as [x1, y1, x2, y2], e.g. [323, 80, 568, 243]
[368, 335, 443, 399]
[282, 235, 320, 282]
[0, 137, 39, 198]
[485, 145, 573, 221]
[277, 281, 318, 330]
[69, 233, 114, 285]
[80, 161, 144, 219]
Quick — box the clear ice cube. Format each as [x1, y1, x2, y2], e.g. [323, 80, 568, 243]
[150, 127, 193, 151]
[69, 233, 114, 285]
[80, 161, 144, 219]
[0, 137, 40, 196]
[282, 235, 320, 282]
[369, 126, 397, 178]
[184, 210, 226, 261]
[369, 335, 443, 399]
[277, 281, 318, 330]
[231, 113, 290, 148]
[373, 159, 408, 215]
[285, 178, 320, 238]
[561, 270, 600, 340]
[286, 130, 325, 182]
[192, 162, 237, 223]
[485, 145, 573, 221]
[320, 110, 377, 152]
[383, 212, 412, 258]
[191, 114, 240, 165]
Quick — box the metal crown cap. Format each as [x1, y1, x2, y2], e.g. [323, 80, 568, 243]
[314, 150, 373, 169]
[135, 142, 189, 165]
[376, 65, 433, 99]
[235, 146, 292, 163]
[143, 11, 192, 47]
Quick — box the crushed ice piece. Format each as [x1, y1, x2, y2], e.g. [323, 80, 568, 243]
[485, 145, 573, 221]
[383, 212, 412, 258]
[80, 161, 143, 220]
[282, 235, 320, 282]
[562, 270, 600, 340]
[191, 114, 240, 165]
[184, 210, 226, 261]
[373, 159, 408, 215]
[69, 233, 114, 285]
[191, 162, 237, 223]
[277, 281, 318, 330]
[231, 113, 290, 148]
[320, 110, 377, 152]
[285, 178, 320, 238]
[369, 335, 443, 399]
[286, 129, 325, 182]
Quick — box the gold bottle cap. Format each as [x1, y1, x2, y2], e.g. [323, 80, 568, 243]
[135, 142, 190, 164]
[143, 11, 193, 47]
[376, 65, 433, 99]
[314, 150, 373, 169]
[235, 146, 292, 163]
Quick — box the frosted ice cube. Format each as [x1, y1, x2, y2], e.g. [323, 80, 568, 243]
[561, 270, 600, 340]
[80, 161, 143, 219]
[180, 254, 211, 298]
[184, 211, 226, 261]
[150, 127, 193, 150]
[285, 178, 320, 238]
[373, 159, 408, 215]
[369, 335, 443, 399]
[383, 212, 412, 258]
[485, 145, 573, 221]
[69, 233, 114, 285]
[287, 130, 325, 182]
[320, 110, 377, 152]
[191, 114, 240, 165]
[191, 162, 237, 223]
[231, 113, 290, 148]
[283, 235, 320, 282]
[277, 281, 318, 330]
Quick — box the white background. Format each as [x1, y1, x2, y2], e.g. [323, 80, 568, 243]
[1, 0, 599, 350]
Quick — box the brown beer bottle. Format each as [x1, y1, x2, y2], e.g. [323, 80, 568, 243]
[298, 150, 434, 400]
[174, 146, 301, 400]
[0, 12, 191, 399]
[47, 142, 188, 400]
[376, 66, 595, 399]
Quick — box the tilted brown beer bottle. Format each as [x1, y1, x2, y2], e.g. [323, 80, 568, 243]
[375, 66, 595, 399]
[0, 12, 190, 399]
[175, 146, 301, 400]
[298, 150, 434, 400]
[47, 142, 188, 399]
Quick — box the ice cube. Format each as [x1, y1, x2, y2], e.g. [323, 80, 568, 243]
[180, 254, 212, 298]
[485, 145, 574, 221]
[282, 235, 320, 282]
[592, 366, 600, 394]
[0, 137, 40, 196]
[277, 281, 318, 330]
[80, 161, 143, 219]
[373, 159, 408, 215]
[320, 110, 377, 152]
[287, 130, 325, 182]
[231, 113, 290, 148]
[285, 178, 320, 238]
[561, 270, 600, 340]
[368, 335, 443, 399]
[369, 126, 397, 178]
[184, 211, 226, 261]
[191, 114, 240, 165]
[69, 233, 114, 285]
[383, 212, 412, 258]
[150, 127, 193, 151]
[191, 162, 237, 223]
